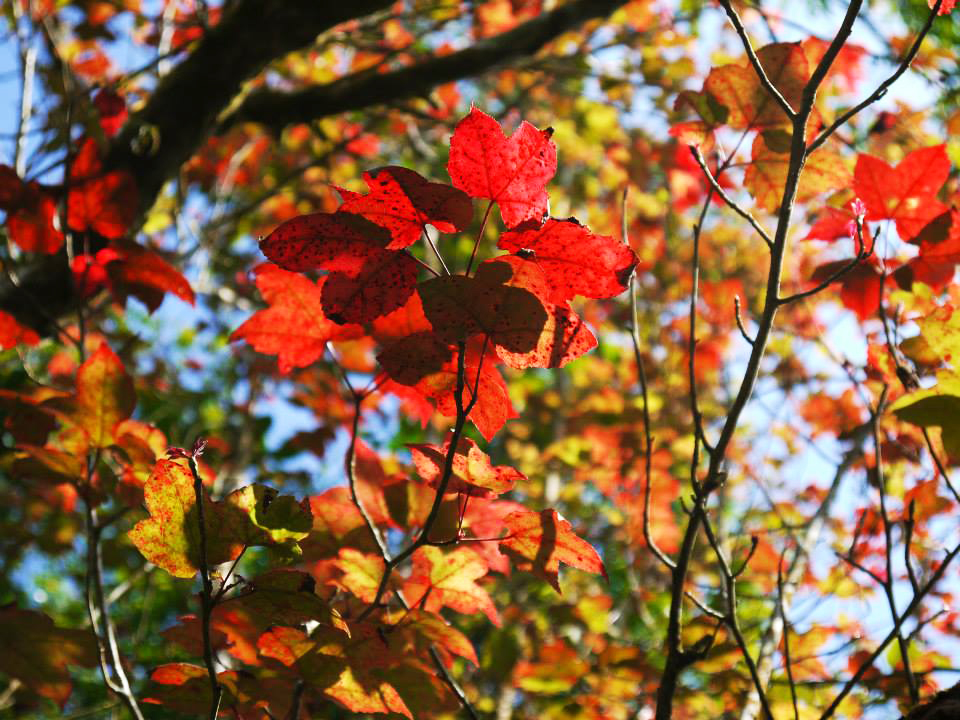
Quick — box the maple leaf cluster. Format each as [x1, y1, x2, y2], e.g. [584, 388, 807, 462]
[235, 107, 639, 441]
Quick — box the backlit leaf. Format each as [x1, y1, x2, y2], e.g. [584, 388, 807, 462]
[74, 342, 135, 448]
[704, 43, 809, 130]
[331, 548, 385, 603]
[403, 545, 500, 625]
[339, 166, 473, 248]
[0, 310, 40, 349]
[497, 217, 638, 301]
[853, 145, 950, 241]
[745, 135, 851, 212]
[420, 256, 596, 369]
[499, 509, 606, 592]
[231, 264, 364, 373]
[67, 137, 137, 239]
[447, 107, 556, 228]
[409, 434, 524, 497]
[0, 607, 97, 708]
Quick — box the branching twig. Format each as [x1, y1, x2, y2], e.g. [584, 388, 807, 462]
[656, 3, 870, 715]
[689, 146, 772, 248]
[700, 510, 775, 720]
[624, 189, 674, 570]
[716, 0, 796, 120]
[869, 387, 920, 703]
[777, 558, 800, 720]
[342, 346, 480, 719]
[778, 223, 873, 305]
[820, 540, 960, 720]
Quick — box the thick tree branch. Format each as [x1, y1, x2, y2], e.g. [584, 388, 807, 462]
[219, 0, 628, 133]
[110, 0, 394, 215]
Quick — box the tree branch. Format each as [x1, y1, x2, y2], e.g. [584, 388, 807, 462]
[219, 0, 628, 132]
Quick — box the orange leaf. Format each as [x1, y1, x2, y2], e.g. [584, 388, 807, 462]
[331, 548, 385, 603]
[704, 43, 809, 130]
[745, 135, 851, 212]
[499, 509, 606, 592]
[403, 545, 500, 626]
[231, 264, 363, 373]
[73, 343, 135, 448]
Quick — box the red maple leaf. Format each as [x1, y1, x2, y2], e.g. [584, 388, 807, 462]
[419, 256, 596, 369]
[0, 165, 63, 254]
[810, 258, 884, 321]
[93, 88, 127, 138]
[805, 202, 858, 243]
[853, 144, 950, 242]
[378, 333, 517, 440]
[67, 138, 137, 239]
[231, 264, 364, 373]
[0, 311, 40, 349]
[338, 166, 473, 249]
[892, 208, 960, 290]
[498, 217, 638, 301]
[8, 183, 63, 254]
[447, 107, 556, 229]
[259, 211, 418, 323]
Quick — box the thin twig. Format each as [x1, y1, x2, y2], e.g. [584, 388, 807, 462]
[716, 0, 796, 120]
[733, 296, 755, 345]
[422, 227, 450, 275]
[869, 387, 919, 703]
[341, 348, 480, 719]
[656, 3, 869, 713]
[819, 540, 960, 720]
[624, 188, 674, 569]
[699, 510, 775, 720]
[778, 223, 872, 305]
[921, 427, 960, 505]
[465, 201, 494, 276]
[777, 559, 800, 720]
[689, 146, 772, 248]
[11, 1, 37, 177]
[684, 590, 723, 620]
[688, 186, 715, 456]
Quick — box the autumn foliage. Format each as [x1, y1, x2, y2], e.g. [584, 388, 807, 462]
[3, 1, 960, 719]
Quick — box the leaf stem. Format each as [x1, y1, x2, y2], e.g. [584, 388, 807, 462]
[466, 200, 494, 276]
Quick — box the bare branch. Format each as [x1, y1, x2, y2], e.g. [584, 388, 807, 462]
[820, 540, 960, 720]
[187, 453, 223, 720]
[734, 296, 755, 346]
